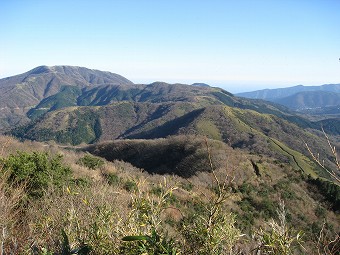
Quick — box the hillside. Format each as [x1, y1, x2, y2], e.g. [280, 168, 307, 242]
[4, 66, 339, 182]
[2, 66, 325, 130]
[0, 135, 339, 254]
[1, 67, 340, 254]
[2, 65, 315, 131]
[13, 101, 340, 182]
[0, 65, 133, 130]
[2, 67, 339, 178]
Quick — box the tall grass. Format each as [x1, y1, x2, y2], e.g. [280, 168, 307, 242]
[0, 135, 339, 254]
[0, 174, 25, 255]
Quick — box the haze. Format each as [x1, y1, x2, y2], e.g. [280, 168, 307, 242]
[1, 0, 340, 93]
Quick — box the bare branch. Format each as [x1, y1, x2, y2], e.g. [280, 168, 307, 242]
[305, 129, 340, 184]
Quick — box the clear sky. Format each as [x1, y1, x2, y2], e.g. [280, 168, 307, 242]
[1, 0, 340, 93]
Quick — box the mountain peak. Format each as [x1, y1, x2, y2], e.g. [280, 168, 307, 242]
[192, 83, 210, 87]
[28, 65, 52, 75]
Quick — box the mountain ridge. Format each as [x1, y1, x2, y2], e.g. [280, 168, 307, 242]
[237, 84, 340, 114]
[0, 65, 134, 129]
[2, 66, 339, 181]
[237, 83, 340, 100]
[0, 65, 296, 130]
[272, 91, 340, 111]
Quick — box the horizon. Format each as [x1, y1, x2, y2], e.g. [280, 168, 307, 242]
[1, 0, 340, 93]
[0, 64, 338, 94]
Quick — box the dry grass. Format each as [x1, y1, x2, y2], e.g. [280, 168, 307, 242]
[0, 174, 25, 255]
[0, 135, 339, 254]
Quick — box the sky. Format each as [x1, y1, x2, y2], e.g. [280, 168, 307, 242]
[1, 0, 340, 93]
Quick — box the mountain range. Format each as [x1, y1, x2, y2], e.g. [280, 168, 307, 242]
[237, 84, 340, 113]
[1, 65, 339, 180]
[1, 66, 339, 253]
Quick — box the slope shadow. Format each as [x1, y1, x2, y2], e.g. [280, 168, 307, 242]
[125, 108, 205, 139]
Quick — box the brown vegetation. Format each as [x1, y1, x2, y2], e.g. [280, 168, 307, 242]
[0, 135, 339, 254]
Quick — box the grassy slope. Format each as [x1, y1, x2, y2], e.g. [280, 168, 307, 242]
[0, 135, 339, 253]
[12, 102, 337, 181]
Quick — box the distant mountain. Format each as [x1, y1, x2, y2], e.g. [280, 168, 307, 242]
[237, 84, 340, 100]
[0, 65, 133, 129]
[1, 65, 301, 129]
[303, 105, 340, 115]
[272, 91, 340, 111]
[236, 84, 340, 113]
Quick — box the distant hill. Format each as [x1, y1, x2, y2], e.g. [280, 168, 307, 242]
[0, 65, 133, 129]
[272, 91, 340, 111]
[237, 84, 340, 100]
[1, 65, 304, 130]
[236, 84, 340, 113]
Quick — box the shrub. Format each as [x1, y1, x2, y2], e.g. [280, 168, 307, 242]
[307, 177, 340, 211]
[150, 185, 163, 196]
[180, 181, 193, 191]
[124, 180, 137, 192]
[76, 154, 104, 170]
[0, 151, 71, 198]
[104, 172, 120, 186]
[120, 229, 178, 255]
[182, 210, 241, 255]
[71, 177, 92, 188]
[120, 178, 180, 254]
[315, 205, 326, 218]
[180, 138, 242, 254]
[255, 200, 304, 255]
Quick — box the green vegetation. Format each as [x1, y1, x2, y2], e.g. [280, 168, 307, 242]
[103, 172, 120, 186]
[196, 120, 222, 140]
[307, 177, 340, 211]
[1, 65, 340, 255]
[0, 151, 71, 198]
[254, 201, 304, 255]
[13, 108, 102, 145]
[27, 86, 82, 119]
[268, 138, 319, 177]
[77, 154, 104, 170]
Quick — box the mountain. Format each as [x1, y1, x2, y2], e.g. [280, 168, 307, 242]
[2, 65, 308, 131]
[2, 66, 339, 182]
[2, 67, 340, 255]
[236, 84, 340, 100]
[272, 91, 340, 111]
[11, 100, 337, 180]
[236, 84, 340, 114]
[0, 65, 133, 130]
[2, 67, 340, 253]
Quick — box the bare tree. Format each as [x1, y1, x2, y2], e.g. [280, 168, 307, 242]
[305, 128, 340, 185]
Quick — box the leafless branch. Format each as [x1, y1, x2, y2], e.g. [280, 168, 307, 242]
[305, 128, 340, 184]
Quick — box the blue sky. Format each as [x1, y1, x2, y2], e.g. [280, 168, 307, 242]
[1, 0, 339, 92]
